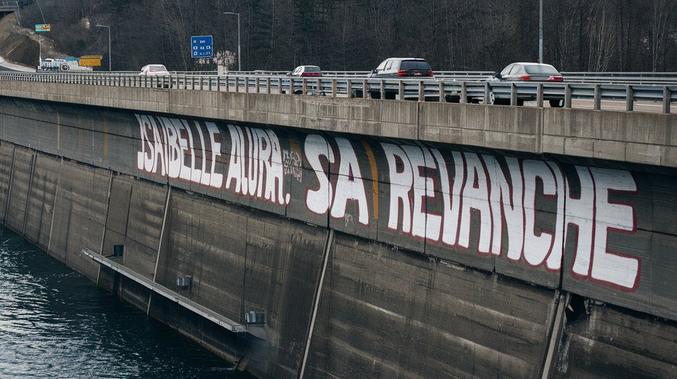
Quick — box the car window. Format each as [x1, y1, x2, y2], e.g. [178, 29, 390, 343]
[401, 60, 431, 71]
[384, 60, 393, 70]
[500, 64, 513, 76]
[525, 64, 560, 75]
[508, 65, 521, 75]
[149, 65, 167, 72]
[376, 60, 388, 71]
[305, 66, 321, 73]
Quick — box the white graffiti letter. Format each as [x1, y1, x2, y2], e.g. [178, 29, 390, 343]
[458, 153, 492, 253]
[590, 168, 639, 289]
[522, 160, 556, 266]
[483, 155, 524, 259]
[331, 138, 369, 225]
[305, 134, 334, 215]
[382, 143, 413, 234]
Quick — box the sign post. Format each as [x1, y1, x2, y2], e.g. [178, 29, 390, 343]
[34, 24, 51, 69]
[191, 35, 213, 59]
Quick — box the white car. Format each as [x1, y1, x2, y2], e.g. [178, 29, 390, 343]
[288, 65, 322, 77]
[139, 64, 170, 76]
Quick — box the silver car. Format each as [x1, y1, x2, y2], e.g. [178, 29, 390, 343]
[491, 62, 564, 107]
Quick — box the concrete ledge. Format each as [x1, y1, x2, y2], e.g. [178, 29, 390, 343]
[0, 80, 676, 168]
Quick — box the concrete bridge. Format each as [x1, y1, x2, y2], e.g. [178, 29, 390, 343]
[0, 77, 675, 378]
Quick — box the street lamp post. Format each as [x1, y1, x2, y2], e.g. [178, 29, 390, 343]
[96, 24, 111, 71]
[36, 0, 46, 68]
[538, 0, 543, 63]
[223, 12, 241, 71]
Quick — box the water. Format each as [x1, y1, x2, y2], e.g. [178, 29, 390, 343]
[0, 227, 251, 378]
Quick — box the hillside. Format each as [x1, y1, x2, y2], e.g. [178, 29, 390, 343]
[3, 0, 677, 72]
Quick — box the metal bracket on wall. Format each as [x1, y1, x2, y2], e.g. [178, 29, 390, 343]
[540, 291, 570, 379]
[81, 248, 246, 334]
[298, 229, 335, 379]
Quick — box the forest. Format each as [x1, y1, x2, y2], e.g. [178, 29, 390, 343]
[16, 0, 677, 72]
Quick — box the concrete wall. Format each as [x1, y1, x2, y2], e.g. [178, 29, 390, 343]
[0, 81, 676, 168]
[305, 233, 557, 378]
[0, 96, 675, 378]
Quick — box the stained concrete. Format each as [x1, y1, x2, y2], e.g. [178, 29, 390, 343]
[0, 81, 675, 167]
[0, 93, 675, 378]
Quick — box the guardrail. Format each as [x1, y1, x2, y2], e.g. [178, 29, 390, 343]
[0, 72, 674, 114]
[172, 70, 677, 84]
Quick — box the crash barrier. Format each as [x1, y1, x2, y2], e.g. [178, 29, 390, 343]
[0, 71, 675, 113]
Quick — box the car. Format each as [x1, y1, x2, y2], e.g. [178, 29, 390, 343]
[369, 57, 434, 79]
[363, 58, 436, 100]
[490, 62, 564, 107]
[289, 65, 322, 77]
[139, 64, 170, 77]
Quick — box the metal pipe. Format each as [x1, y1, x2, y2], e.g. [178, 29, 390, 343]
[539, 0, 543, 63]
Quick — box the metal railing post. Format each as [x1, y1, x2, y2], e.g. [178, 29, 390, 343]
[302, 78, 307, 95]
[380, 80, 385, 100]
[331, 79, 337, 97]
[255, 77, 260, 93]
[484, 82, 491, 104]
[536, 83, 544, 107]
[564, 84, 572, 108]
[266, 77, 271, 94]
[663, 86, 671, 114]
[346, 79, 352, 98]
[235, 76, 240, 93]
[460, 82, 467, 104]
[438, 81, 444, 102]
[510, 83, 517, 106]
[418, 81, 424, 102]
[399, 81, 405, 101]
[593, 84, 601, 110]
[362, 79, 368, 99]
[625, 85, 634, 111]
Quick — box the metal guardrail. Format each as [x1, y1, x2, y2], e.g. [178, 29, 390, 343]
[42, 69, 677, 84]
[0, 71, 674, 114]
[177, 70, 677, 84]
[0, 0, 18, 11]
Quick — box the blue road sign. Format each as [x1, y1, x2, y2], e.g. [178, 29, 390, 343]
[191, 35, 213, 58]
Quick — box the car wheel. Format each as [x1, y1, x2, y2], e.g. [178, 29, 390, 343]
[549, 99, 564, 108]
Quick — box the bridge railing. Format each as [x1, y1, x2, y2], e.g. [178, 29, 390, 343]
[0, 71, 674, 114]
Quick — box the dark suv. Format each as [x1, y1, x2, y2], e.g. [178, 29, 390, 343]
[365, 58, 434, 99]
[370, 58, 433, 79]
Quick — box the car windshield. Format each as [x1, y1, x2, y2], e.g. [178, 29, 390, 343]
[401, 60, 431, 71]
[304, 66, 321, 73]
[149, 65, 167, 72]
[524, 64, 559, 75]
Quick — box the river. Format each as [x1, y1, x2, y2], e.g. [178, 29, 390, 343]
[0, 227, 251, 378]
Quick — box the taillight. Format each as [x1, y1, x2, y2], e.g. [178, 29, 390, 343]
[518, 74, 531, 81]
[547, 75, 563, 82]
[397, 69, 407, 77]
[426, 69, 433, 77]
